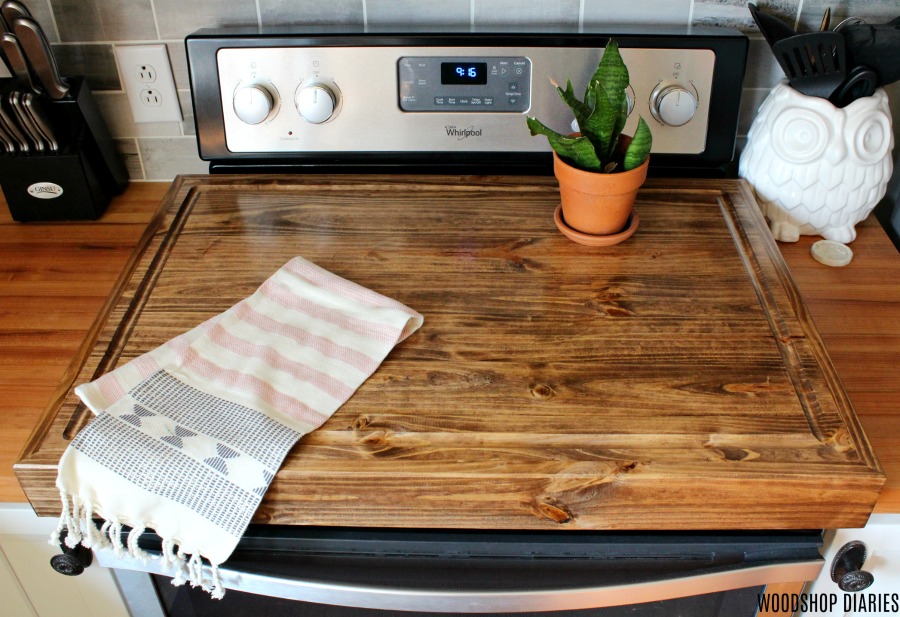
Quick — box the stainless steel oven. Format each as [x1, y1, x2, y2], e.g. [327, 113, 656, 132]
[52, 25, 832, 617]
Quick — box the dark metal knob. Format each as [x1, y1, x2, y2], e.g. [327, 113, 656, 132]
[831, 540, 875, 592]
[50, 530, 92, 576]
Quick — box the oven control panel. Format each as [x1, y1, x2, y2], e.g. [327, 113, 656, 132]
[398, 56, 531, 112]
[214, 45, 714, 155]
[191, 29, 750, 169]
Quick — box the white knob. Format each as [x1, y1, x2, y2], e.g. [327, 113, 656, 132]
[651, 85, 697, 127]
[296, 85, 336, 124]
[233, 84, 274, 125]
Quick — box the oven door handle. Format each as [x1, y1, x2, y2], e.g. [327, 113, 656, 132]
[96, 550, 822, 613]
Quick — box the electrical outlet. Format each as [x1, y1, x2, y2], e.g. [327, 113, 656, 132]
[140, 89, 162, 107]
[136, 64, 157, 83]
[115, 44, 183, 123]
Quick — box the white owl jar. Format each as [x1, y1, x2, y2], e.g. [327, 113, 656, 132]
[739, 81, 894, 243]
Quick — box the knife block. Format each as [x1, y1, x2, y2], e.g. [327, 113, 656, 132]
[1, 128, 110, 222]
[0, 76, 128, 222]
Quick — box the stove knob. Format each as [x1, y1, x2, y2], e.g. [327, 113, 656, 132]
[233, 84, 274, 125]
[296, 84, 336, 124]
[650, 84, 697, 127]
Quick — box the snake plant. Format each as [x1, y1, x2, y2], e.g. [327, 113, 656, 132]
[527, 39, 652, 173]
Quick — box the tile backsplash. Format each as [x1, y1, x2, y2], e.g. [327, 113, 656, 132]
[4, 0, 899, 181]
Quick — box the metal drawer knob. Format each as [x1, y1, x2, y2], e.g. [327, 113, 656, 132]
[49, 529, 92, 576]
[831, 540, 875, 592]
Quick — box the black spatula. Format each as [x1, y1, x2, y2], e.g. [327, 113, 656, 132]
[748, 3, 795, 49]
[772, 32, 847, 100]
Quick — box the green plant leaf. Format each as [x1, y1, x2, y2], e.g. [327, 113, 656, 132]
[623, 116, 653, 171]
[588, 40, 629, 111]
[581, 80, 618, 164]
[526, 116, 602, 170]
[612, 96, 628, 156]
[555, 79, 591, 129]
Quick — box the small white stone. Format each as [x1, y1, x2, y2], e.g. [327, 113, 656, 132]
[811, 240, 853, 267]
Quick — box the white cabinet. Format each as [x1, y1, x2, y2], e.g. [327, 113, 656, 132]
[798, 514, 900, 617]
[0, 503, 131, 617]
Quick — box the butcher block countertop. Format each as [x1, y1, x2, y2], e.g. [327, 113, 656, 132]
[5, 175, 900, 529]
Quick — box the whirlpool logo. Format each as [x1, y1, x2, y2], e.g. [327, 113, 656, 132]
[445, 125, 483, 140]
[27, 182, 64, 200]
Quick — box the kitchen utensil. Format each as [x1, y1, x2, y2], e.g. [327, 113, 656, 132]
[840, 23, 900, 88]
[23, 91, 57, 150]
[748, 3, 795, 49]
[833, 16, 866, 32]
[820, 7, 831, 32]
[12, 16, 68, 99]
[831, 64, 878, 107]
[0, 39, 11, 75]
[0, 95, 29, 152]
[0, 0, 31, 26]
[1, 32, 40, 94]
[0, 117, 15, 152]
[9, 89, 43, 151]
[771, 32, 847, 99]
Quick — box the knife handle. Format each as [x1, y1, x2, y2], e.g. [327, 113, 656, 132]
[23, 91, 57, 151]
[0, 96, 30, 152]
[9, 90, 43, 151]
[0, 0, 32, 27]
[12, 16, 68, 100]
[0, 32, 41, 94]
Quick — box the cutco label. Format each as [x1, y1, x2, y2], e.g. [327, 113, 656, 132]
[27, 182, 64, 200]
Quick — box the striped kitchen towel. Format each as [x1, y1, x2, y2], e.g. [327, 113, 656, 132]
[52, 257, 423, 598]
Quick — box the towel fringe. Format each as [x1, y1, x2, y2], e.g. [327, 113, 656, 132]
[126, 525, 153, 563]
[49, 490, 69, 548]
[81, 498, 108, 550]
[50, 496, 226, 598]
[109, 519, 126, 558]
[210, 563, 225, 600]
[161, 544, 223, 598]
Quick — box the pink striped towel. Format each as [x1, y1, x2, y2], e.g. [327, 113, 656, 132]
[52, 257, 423, 598]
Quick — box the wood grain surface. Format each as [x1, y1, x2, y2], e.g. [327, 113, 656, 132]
[6, 175, 895, 529]
[0, 183, 169, 503]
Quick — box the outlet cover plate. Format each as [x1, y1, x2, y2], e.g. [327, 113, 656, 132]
[115, 44, 183, 123]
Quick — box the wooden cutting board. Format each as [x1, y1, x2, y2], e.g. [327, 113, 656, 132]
[15, 175, 884, 530]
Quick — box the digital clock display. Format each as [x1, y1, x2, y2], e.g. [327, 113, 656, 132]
[441, 62, 488, 85]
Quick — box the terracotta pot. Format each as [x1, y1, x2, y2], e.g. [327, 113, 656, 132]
[553, 145, 649, 237]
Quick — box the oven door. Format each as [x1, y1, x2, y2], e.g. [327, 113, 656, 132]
[95, 526, 824, 615]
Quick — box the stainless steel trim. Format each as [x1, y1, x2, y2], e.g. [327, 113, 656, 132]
[96, 549, 822, 613]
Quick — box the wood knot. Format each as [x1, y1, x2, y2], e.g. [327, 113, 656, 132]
[618, 461, 638, 472]
[704, 443, 760, 462]
[351, 415, 370, 430]
[530, 383, 555, 399]
[826, 427, 855, 453]
[359, 429, 388, 447]
[585, 286, 634, 317]
[536, 500, 574, 524]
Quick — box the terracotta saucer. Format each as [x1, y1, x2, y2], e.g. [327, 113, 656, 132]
[553, 205, 640, 247]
